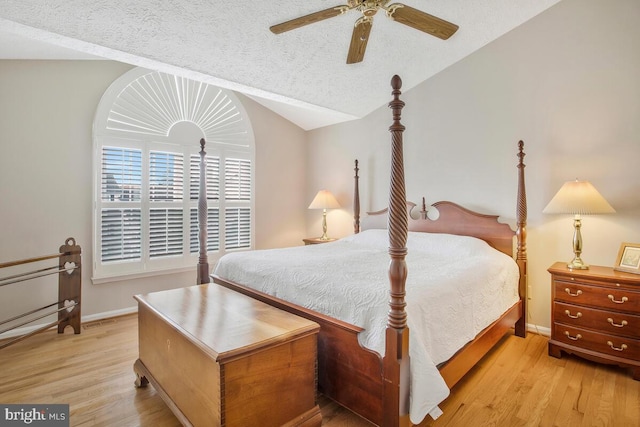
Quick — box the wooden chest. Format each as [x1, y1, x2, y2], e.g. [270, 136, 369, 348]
[548, 262, 640, 380]
[133, 284, 322, 427]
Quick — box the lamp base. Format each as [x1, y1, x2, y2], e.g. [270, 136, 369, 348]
[567, 215, 589, 270]
[567, 257, 589, 270]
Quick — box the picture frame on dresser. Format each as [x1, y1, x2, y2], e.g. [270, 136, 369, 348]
[614, 242, 640, 275]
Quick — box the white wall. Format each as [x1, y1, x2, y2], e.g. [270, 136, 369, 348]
[306, 0, 640, 330]
[0, 60, 307, 326]
[236, 93, 309, 249]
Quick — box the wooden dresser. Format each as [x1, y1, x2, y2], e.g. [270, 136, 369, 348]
[134, 284, 322, 427]
[548, 262, 640, 380]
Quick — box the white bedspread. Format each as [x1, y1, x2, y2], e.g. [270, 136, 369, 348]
[213, 229, 519, 423]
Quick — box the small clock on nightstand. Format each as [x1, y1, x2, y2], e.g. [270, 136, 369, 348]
[303, 237, 337, 245]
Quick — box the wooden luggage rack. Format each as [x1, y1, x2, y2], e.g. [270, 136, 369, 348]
[0, 237, 82, 349]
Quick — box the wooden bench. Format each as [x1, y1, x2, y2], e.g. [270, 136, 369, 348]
[133, 284, 322, 427]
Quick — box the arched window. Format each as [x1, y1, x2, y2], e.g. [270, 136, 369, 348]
[93, 68, 254, 282]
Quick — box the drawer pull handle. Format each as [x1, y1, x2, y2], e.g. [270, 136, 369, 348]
[564, 331, 582, 341]
[607, 341, 628, 352]
[607, 294, 628, 304]
[564, 310, 582, 319]
[607, 318, 628, 328]
[564, 288, 582, 297]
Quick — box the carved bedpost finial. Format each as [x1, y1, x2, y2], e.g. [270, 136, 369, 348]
[391, 74, 402, 91]
[197, 138, 211, 285]
[389, 75, 405, 130]
[354, 159, 361, 234]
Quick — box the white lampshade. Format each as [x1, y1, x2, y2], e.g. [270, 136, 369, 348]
[308, 190, 340, 210]
[543, 179, 615, 270]
[543, 180, 615, 215]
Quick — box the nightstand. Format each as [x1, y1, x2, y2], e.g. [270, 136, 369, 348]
[548, 262, 640, 380]
[303, 237, 337, 245]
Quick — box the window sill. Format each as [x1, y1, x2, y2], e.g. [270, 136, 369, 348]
[91, 265, 204, 285]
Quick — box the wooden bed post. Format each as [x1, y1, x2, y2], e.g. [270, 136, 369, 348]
[354, 159, 360, 234]
[197, 138, 211, 285]
[383, 75, 411, 427]
[515, 140, 527, 337]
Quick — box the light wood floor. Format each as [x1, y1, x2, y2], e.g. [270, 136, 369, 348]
[1, 314, 638, 426]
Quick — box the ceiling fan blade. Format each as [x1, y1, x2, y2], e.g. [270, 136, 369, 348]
[346, 18, 373, 64]
[270, 6, 350, 34]
[387, 4, 458, 40]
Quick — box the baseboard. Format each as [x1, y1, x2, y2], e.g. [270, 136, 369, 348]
[82, 306, 138, 323]
[2, 309, 551, 342]
[527, 323, 550, 337]
[0, 306, 138, 340]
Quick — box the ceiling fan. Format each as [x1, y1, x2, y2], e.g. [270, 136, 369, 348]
[270, 0, 459, 64]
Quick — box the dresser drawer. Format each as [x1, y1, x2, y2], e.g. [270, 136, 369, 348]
[553, 280, 640, 312]
[553, 323, 640, 361]
[553, 301, 640, 339]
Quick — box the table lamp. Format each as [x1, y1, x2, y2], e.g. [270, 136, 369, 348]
[543, 179, 615, 270]
[308, 190, 340, 240]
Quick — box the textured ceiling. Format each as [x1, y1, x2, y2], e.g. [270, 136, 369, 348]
[0, 0, 561, 130]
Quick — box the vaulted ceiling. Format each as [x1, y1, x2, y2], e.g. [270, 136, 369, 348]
[0, 0, 561, 130]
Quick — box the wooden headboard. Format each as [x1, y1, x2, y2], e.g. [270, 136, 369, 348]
[361, 200, 515, 257]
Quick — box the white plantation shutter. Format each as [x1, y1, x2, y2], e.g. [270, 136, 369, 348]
[93, 68, 254, 281]
[225, 158, 251, 201]
[101, 147, 142, 202]
[150, 151, 184, 201]
[100, 209, 141, 261]
[148, 151, 185, 257]
[149, 208, 183, 257]
[225, 208, 251, 249]
[100, 147, 143, 263]
[223, 157, 251, 250]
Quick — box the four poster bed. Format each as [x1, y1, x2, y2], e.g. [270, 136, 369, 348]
[198, 76, 528, 426]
